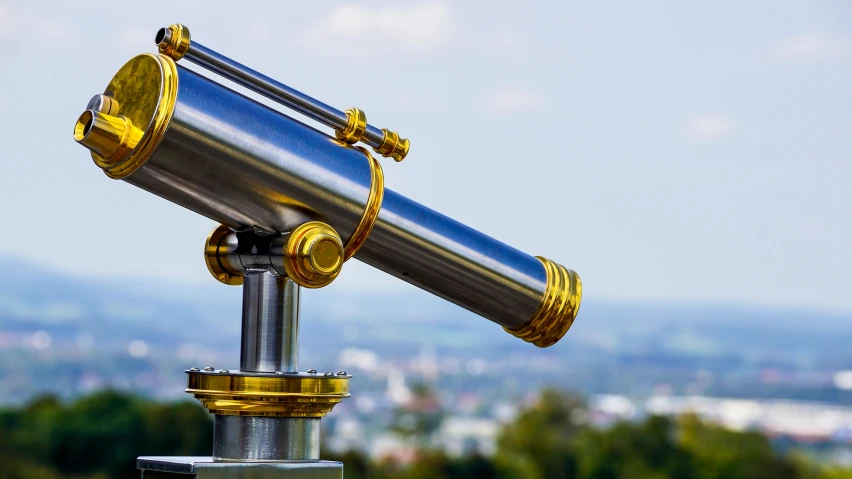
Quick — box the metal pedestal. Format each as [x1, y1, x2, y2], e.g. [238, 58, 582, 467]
[139, 262, 345, 478]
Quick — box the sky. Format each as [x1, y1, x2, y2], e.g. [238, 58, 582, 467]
[0, 0, 850, 312]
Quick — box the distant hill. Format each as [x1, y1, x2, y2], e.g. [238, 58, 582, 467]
[0, 257, 850, 404]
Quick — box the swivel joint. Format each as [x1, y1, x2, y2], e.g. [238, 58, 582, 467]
[204, 222, 344, 289]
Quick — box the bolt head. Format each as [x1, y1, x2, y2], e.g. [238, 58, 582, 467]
[307, 369, 318, 374]
[275, 371, 284, 375]
[204, 366, 215, 371]
[324, 372, 334, 376]
[337, 371, 347, 376]
[219, 369, 229, 373]
[189, 367, 200, 372]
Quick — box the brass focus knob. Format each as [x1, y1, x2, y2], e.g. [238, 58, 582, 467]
[283, 222, 344, 288]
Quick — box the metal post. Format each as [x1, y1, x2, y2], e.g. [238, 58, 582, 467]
[211, 268, 323, 462]
[240, 270, 300, 373]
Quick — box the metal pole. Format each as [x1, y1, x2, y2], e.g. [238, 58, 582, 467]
[183, 41, 387, 149]
[240, 270, 300, 373]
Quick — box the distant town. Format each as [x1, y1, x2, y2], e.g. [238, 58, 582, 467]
[1, 258, 851, 465]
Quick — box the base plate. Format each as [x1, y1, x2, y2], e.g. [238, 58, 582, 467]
[138, 456, 343, 479]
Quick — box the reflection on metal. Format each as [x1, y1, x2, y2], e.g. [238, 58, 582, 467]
[72, 22, 587, 478]
[213, 416, 321, 461]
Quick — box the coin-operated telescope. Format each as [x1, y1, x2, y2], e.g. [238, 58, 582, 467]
[72, 24, 582, 479]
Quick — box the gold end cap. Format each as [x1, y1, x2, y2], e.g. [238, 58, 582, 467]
[283, 221, 344, 288]
[204, 224, 243, 286]
[156, 24, 191, 61]
[375, 128, 410, 162]
[504, 257, 582, 348]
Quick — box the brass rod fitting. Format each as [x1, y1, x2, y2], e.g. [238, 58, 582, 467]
[335, 108, 368, 144]
[156, 24, 191, 61]
[374, 128, 410, 162]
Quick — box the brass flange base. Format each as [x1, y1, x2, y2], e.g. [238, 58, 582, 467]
[186, 370, 350, 418]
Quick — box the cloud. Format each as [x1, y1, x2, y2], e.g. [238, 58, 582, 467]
[683, 115, 734, 141]
[776, 33, 852, 62]
[303, 2, 453, 54]
[481, 87, 544, 114]
[0, 3, 73, 44]
[298, 1, 517, 56]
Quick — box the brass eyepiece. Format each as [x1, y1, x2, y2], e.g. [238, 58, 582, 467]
[74, 109, 143, 166]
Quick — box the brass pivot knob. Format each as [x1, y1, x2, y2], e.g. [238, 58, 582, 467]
[283, 222, 344, 288]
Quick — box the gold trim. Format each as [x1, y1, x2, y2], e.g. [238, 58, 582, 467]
[204, 224, 243, 286]
[186, 372, 350, 417]
[504, 257, 582, 348]
[374, 128, 410, 162]
[282, 221, 344, 289]
[344, 147, 384, 261]
[100, 54, 179, 179]
[157, 24, 191, 61]
[335, 108, 367, 144]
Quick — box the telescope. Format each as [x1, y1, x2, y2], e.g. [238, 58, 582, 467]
[72, 24, 582, 479]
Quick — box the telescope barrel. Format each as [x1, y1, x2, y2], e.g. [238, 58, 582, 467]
[73, 53, 581, 347]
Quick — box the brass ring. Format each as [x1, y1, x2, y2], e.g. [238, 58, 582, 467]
[335, 108, 367, 144]
[343, 147, 384, 261]
[186, 371, 350, 417]
[504, 257, 582, 348]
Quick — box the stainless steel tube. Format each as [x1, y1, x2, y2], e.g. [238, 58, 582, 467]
[240, 270, 300, 373]
[213, 415, 321, 461]
[75, 54, 581, 344]
[116, 64, 546, 330]
[184, 41, 386, 148]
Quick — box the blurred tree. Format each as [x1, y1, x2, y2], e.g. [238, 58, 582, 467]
[678, 413, 800, 479]
[495, 389, 586, 479]
[574, 415, 693, 479]
[0, 390, 211, 479]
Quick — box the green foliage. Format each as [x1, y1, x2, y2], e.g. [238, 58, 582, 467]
[2, 387, 851, 479]
[496, 389, 586, 479]
[0, 390, 211, 479]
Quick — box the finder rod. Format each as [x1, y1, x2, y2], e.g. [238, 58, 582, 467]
[155, 24, 409, 161]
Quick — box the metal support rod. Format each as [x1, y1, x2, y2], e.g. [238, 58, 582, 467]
[240, 270, 300, 373]
[213, 416, 321, 461]
[184, 41, 387, 148]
